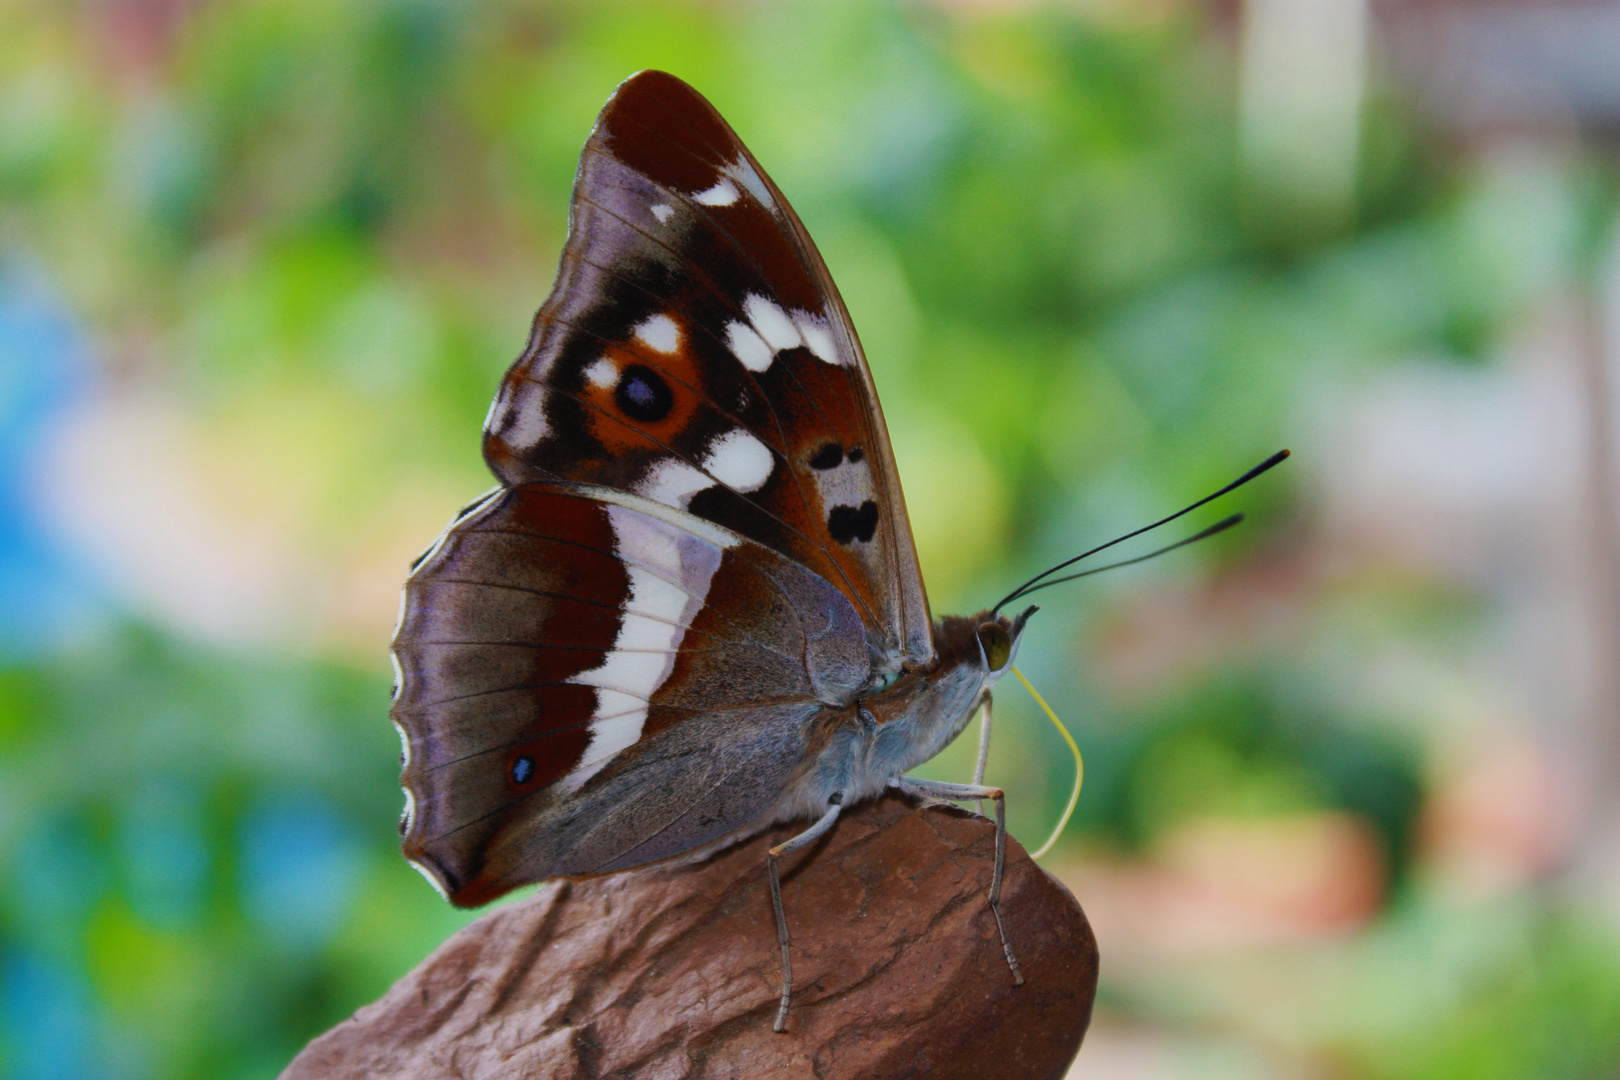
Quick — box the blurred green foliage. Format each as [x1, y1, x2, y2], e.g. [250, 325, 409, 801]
[1, 0, 1617, 1077]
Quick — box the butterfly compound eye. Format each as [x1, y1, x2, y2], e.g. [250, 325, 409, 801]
[976, 621, 1012, 671]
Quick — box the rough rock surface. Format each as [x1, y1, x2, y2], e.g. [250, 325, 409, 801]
[283, 793, 1098, 1079]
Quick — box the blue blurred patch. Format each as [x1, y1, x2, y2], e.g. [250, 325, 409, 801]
[0, 950, 103, 1080]
[11, 813, 109, 948]
[120, 780, 209, 929]
[0, 260, 102, 658]
[238, 794, 362, 951]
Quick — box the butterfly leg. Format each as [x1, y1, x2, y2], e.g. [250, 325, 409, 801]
[891, 776, 1025, 986]
[769, 793, 843, 1033]
[971, 693, 993, 815]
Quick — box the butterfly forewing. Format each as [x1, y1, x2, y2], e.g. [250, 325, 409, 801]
[392, 482, 869, 905]
[483, 70, 932, 674]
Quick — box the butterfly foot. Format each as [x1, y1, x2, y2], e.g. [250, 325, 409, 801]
[990, 896, 1026, 986]
[766, 798, 844, 1033]
[893, 776, 1024, 986]
[768, 849, 793, 1033]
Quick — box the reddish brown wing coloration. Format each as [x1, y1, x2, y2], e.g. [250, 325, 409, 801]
[393, 483, 869, 906]
[482, 70, 932, 674]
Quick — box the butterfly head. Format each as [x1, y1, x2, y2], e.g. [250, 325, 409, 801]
[972, 604, 1037, 679]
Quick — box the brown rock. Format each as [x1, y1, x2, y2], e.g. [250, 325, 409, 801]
[283, 793, 1097, 1080]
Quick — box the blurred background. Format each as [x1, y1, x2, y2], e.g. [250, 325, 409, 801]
[2, 0, 1619, 1076]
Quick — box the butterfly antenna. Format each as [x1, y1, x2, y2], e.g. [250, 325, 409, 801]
[992, 449, 1289, 614]
[1011, 513, 1244, 599]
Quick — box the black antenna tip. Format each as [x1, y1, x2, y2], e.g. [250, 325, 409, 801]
[1243, 449, 1290, 483]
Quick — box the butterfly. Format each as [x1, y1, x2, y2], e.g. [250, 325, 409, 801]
[388, 68, 1031, 1030]
[390, 69, 1284, 1032]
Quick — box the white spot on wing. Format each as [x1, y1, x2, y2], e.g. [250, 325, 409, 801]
[793, 313, 840, 365]
[571, 638, 668, 697]
[703, 429, 774, 493]
[651, 202, 674, 223]
[636, 457, 713, 508]
[633, 313, 680, 354]
[630, 564, 698, 620]
[495, 399, 549, 450]
[722, 156, 774, 209]
[612, 608, 686, 646]
[560, 506, 725, 792]
[744, 294, 802, 353]
[569, 694, 647, 774]
[720, 296, 847, 373]
[585, 357, 618, 388]
[726, 320, 773, 372]
[693, 178, 739, 206]
[812, 454, 877, 522]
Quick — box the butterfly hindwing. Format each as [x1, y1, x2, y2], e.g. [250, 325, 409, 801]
[392, 482, 869, 905]
[483, 70, 933, 675]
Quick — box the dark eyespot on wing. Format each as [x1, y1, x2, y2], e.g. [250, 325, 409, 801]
[827, 501, 879, 545]
[614, 364, 673, 422]
[808, 442, 843, 470]
[511, 755, 535, 785]
[846, 447, 864, 463]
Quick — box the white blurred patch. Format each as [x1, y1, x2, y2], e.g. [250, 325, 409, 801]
[36, 393, 303, 643]
[34, 389, 478, 656]
[1239, 0, 1367, 222]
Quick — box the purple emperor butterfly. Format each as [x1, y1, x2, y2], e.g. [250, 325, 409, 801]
[390, 69, 1285, 1031]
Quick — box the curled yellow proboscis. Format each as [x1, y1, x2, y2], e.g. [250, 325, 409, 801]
[1011, 666, 1083, 860]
